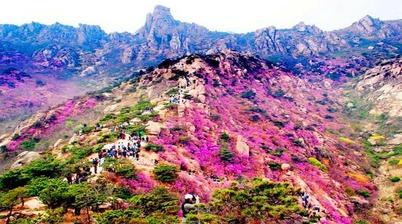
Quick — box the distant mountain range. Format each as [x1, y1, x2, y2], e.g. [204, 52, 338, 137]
[1, 5, 402, 70]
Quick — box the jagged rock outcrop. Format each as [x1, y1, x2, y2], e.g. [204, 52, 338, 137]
[340, 15, 402, 39]
[11, 151, 41, 168]
[354, 57, 402, 117]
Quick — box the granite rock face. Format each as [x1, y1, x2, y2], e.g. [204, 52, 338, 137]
[355, 57, 402, 117]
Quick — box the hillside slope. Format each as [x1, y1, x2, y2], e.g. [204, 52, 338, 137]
[343, 57, 402, 223]
[0, 52, 377, 223]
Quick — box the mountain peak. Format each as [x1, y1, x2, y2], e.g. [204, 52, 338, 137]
[349, 14, 382, 34]
[142, 5, 177, 33]
[360, 15, 376, 23]
[147, 5, 176, 24]
[153, 5, 171, 15]
[292, 21, 321, 33]
[293, 22, 307, 31]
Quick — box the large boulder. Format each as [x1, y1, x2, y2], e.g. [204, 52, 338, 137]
[281, 163, 291, 171]
[53, 138, 63, 148]
[235, 135, 250, 157]
[389, 134, 402, 145]
[146, 121, 164, 135]
[69, 134, 78, 144]
[11, 151, 41, 169]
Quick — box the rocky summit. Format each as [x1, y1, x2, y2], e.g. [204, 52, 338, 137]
[0, 4, 401, 224]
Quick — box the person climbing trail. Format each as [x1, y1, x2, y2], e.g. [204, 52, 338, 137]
[92, 158, 99, 174]
[181, 193, 200, 224]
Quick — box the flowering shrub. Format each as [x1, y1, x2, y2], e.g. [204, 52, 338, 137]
[117, 172, 156, 194]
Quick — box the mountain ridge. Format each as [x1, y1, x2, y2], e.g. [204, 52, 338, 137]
[0, 51, 377, 223]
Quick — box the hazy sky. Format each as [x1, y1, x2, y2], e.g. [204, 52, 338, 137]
[0, 0, 401, 33]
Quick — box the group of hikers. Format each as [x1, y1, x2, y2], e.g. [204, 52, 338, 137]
[90, 131, 150, 173]
[65, 167, 92, 184]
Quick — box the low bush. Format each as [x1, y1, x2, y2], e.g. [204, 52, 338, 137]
[272, 89, 285, 98]
[270, 148, 284, 157]
[219, 146, 234, 162]
[241, 90, 256, 100]
[356, 190, 371, 198]
[144, 144, 164, 152]
[20, 138, 40, 151]
[66, 145, 93, 160]
[249, 114, 261, 122]
[210, 114, 221, 121]
[99, 114, 115, 123]
[103, 158, 136, 179]
[97, 132, 118, 143]
[220, 132, 230, 142]
[126, 124, 146, 137]
[308, 157, 328, 172]
[178, 136, 191, 144]
[165, 88, 179, 96]
[248, 106, 267, 115]
[268, 162, 281, 171]
[95, 209, 141, 224]
[153, 165, 178, 183]
[129, 187, 179, 216]
[12, 134, 20, 140]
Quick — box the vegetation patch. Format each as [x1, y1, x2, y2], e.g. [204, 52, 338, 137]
[241, 89, 256, 100]
[339, 137, 356, 145]
[20, 137, 40, 150]
[308, 157, 328, 172]
[0, 156, 64, 191]
[153, 164, 178, 183]
[144, 143, 164, 152]
[219, 145, 234, 162]
[191, 178, 304, 223]
[219, 132, 234, 162]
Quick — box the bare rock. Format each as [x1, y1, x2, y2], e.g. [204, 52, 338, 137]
[235, 135, 250, 157]
[53, 139, 63, 148]
[11, 151, 41, 169]
[389, 134, 402, 145]
[146, 121, 164, 135]
[69, 134, 78, 144]
[281, 163, 291, 171]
